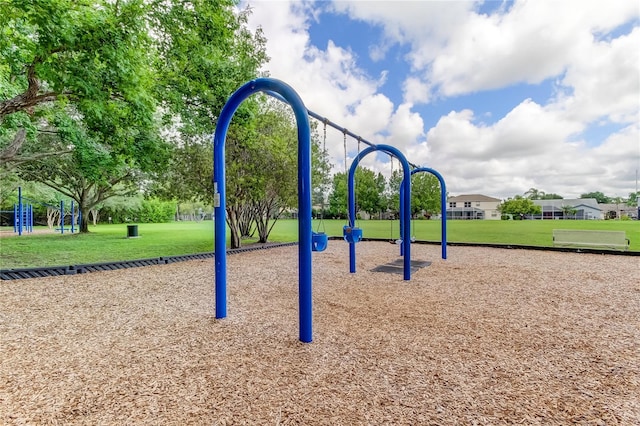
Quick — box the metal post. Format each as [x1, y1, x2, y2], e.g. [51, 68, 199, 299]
[213, 78, 313, 343]
[348, 144, 412, 280]
[71, 200, 75, 233]
[18, 186, 23, 236]
[60, 200, 64, 234]
[400, 168, 447, 259]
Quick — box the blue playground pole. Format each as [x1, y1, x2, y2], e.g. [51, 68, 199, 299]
[60, 200, 64, 234]
[213, 78, 314, 343]
[71, 200, 75, 233]
[348, 144, 412, 280]
[18, 186, 23, 236]
[27, 204, 33, 233]
[400, 168, 447, 259]
[13, 204, 17, 233]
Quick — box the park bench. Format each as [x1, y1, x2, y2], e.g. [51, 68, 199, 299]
[552, 229, 630, 251]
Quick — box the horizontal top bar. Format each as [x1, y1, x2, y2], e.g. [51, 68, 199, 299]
[307, 109, 419, 169]
[264, 90, 418, 168]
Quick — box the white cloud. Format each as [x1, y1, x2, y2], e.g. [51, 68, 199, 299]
[242, 0, 389, 172]
[402, 77, 431, 105]
[422, 101, 639, 199]
[426, 0, 638, 96]
[554, 26, 640, 124]
[239, 0, 639, 200]
[385, 103, 425, 153]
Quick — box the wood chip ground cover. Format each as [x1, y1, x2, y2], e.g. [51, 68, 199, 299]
[1, 242, 638, 424]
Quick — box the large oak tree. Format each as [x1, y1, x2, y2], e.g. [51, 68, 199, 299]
[1, 0, 157, 166]
[2, 0, 269, 234]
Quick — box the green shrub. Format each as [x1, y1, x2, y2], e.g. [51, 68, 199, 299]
[138, 198, 175, 223]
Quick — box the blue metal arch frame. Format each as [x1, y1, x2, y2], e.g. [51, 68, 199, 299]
[400, 167, 448, 259]
[348, 144, 413, 280]
[212, 78, 314, 343]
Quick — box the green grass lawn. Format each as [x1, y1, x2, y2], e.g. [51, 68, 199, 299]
[1, 219, 638, 269]
[273, 218, 640, 249]
[0, 222, 216, 269]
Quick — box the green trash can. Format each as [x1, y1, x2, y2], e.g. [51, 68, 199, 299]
[127, 224, 139, 238]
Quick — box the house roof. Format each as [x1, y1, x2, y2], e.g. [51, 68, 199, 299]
[448, 194, 501, 202]
[599, 203, 637, 212]
[532, 198, 600, 210]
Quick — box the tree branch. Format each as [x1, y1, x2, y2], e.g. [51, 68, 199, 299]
[0, 62, 63, 119]
[0, 136, 73, 171]
[0, 128, 27, 162]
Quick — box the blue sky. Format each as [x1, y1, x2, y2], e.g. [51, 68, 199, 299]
[241, 0, 640, 200]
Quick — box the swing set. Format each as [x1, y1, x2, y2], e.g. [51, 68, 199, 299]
[213, 77, 447, 343]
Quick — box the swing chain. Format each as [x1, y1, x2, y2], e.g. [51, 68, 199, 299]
[316, 119, 329, 234]
[343, 130, 348, 175]
[322, 118, 328, 154]
[343, 130, 350, 223]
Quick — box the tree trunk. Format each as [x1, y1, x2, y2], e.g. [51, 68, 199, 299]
[46, 207, 59, 229]
[79, 206, 90, 233]
[238, 204, 255, 238]
[226, 204, 242, 249]
[89, 209, 99, 225]
[78, 191, 91, 233]
[253, 198, 282, 244]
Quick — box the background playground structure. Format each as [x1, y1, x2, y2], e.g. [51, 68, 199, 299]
[1, 219, 638, 270]
[0, 187, 81, 236]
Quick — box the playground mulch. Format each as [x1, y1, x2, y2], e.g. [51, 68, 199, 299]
[0, 227, 58, 237]
[1, 242, 638, 424]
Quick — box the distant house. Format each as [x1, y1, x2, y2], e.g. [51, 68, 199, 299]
[531, 198, 601, 219]
[447, 194, 501, 220]
[599, 203, 638, 220]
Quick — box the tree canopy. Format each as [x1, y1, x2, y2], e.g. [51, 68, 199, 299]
[2, 0, 270, 235]
[580, 191, 610, 204]
[384, 169, 442, 217]
[498, 196, 541, 218]
[1, 0, 157, 166]
[524, 188, 563, 200]
[328, 168, 389, 219]
[410, 172, 442, 216]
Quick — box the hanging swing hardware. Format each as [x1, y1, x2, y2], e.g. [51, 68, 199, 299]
[312, 118, 329, 252]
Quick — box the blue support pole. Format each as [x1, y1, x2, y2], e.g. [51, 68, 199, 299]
[18, 186, 23, 236]
[213, 78, 314, 343]
[348, 144, 412, 280]
[13, 204, 17, 233]
[60, 200, 64, 234]
[28, 204, 33, 233]
[400, 168, 448, 259]
[346, 167, 357, 273]
[71, 200, 75, 233]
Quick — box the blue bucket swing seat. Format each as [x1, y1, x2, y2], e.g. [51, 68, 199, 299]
[312, 231, 328, 252]
[343, 225, 363, 243]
